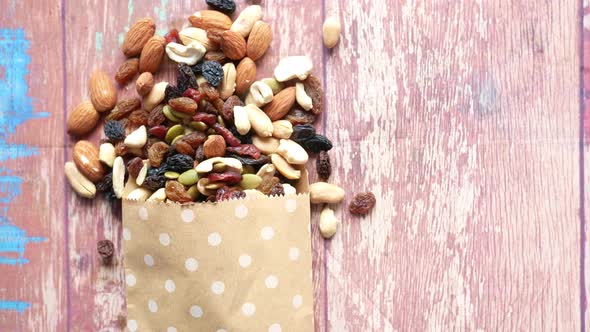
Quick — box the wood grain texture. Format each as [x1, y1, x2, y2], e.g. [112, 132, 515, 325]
[324, 0, 581, 330]
[0, 1, 67, 331]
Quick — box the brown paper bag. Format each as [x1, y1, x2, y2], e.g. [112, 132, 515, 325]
[122, 173, 314, 332]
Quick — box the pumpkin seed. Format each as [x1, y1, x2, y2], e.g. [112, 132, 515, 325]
[178, 169, 199, 186]
[189, 121, 208, 131]
[163, 105, 181, 122]
[165, 124, 184, 143]
[239, 174, 262, 189]
[171, 134, 185, 145]
[165, 171, 180, 179]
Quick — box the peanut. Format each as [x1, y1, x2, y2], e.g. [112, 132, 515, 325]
[309, 182, 345, 204]
[64, 162, 96, 198]
[319, 206, 340, 238]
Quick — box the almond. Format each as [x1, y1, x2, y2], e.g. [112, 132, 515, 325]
[73, 140, 104, 183]
[221, 30, 247, 60]
[89, 70, 117, 113]
[122, 17, 156, 57]
[67, 101, 99, 137]
[189, 10, 232, 30]
[263, 86, 296, 121]
[203, 135, 227, 158]
[247, 21, 272, 61]
[230, 5, 263, 37]
[235, 57, 256, 96]
[114, 58, 139, 85]
[169, 97, 198, 115]
[139, 35, 165, 73]
[136, 72, 154, 96]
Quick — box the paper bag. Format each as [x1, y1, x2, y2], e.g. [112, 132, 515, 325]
[122, 174, 314, 332]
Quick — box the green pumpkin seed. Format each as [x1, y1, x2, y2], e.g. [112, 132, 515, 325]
[178, 169, 199, 186]
[165, 124, 184, 143]
[163, 105, 181, 122]
[187, 184, 200, 199]
[189, 121, 208, 131]
[239, 174, 262, 189]
[217, 115, 225, 127]
[165, 171, 180, 179]
[171, 134, 185, 145]
[207, 128, 216, 135]
[171, 109, 193, 120]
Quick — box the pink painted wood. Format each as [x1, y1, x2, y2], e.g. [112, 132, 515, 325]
[0, 0, 585, 331]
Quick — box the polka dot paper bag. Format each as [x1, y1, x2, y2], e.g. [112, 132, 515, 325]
[122, 183, 314, 331]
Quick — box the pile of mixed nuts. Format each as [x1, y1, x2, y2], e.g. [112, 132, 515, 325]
[64, 1, 374, 241]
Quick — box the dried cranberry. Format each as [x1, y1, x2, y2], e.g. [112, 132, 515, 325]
[212, 123, 241, 147]
[226, 144, 261, 159]
[183, 88, 203, 104]
[208, 171, 242, 184]
[193, 112, 218, 126]
[164, 28, 179, 45]
[349, 192, 376, 215]
[148, 125, 168, 140]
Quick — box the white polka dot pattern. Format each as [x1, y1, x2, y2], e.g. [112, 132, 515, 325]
[260, 226, 274, 240]
[185, 258, 198, 272]
[143, 254, 154, 267]
[127, 319, 137, 331]
[235, 204, 248, 219]
[289, 247, 300, 261]
[138, 207, 148, 221]
[207, 232, 222, 246]
[239, 254, 252, 268]
[159, 233, 171, 246]
[211, 281, 225, 295]
[125, 274, 136, 287]
[265, 275, 278, 289]
[268, 323, 282, 332]
[122, 228, 131, 241]
[292, 295, 303, 308]
[190, 305, 203, 318]
[148, 299, 158, 313]
[241, 302, 256, 316]
[181, 209, 194, 223]
[164, 279, 176, 293]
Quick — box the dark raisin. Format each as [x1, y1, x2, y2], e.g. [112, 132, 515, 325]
[200, 100, 219, 115]
[177, 64, 198, 93]
[229, 126, 252, 144]
[222, 95, 243, 122]
[191, 62, 204, 75]
[97, 239, 114, 265]
[286, 108, 316, 125]
[205, 0, 236, 14]
[164, 84, 182, 103]
[268, 183, 285, 196]
[103, 189, 118, 202]
[96, 173, 113, 192]
[349, 192, 376, 215]
[195, 145, 205, 162]
[291, 124, 316, 142]
[201, 61, 224, 87]
[301, 134, 333, 153]
[227, 154, 270, 166]
[165, 154, 194, 173]
[147, 164, 167, 177]
[147, 105, 166, 127]
[143, 174, 166, 191]
[316, 151, 331, 180]
[104, 121, 126, 141]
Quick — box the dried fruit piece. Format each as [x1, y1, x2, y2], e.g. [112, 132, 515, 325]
[128, 110, 149, 126]
[166, 154, 195, 173]
[208, 171, 242, 184]
[286, 108, 316, 125]
[349, 192, 376, 215]
[291, 124, 316, 142]
[228, 154, 270, 166]
[200, 82, 220, 101]
[174, 140, 195, 156]
[183, 87, 203, 104]
[105, 98, 142, 121]
[316, 151, 331, 180]
[201, 61, 224, 87]
[195, 145, 205, 162]
[164, 28, 180, 45]
[304, 75, 324, 115]
[143, 174, 166, 191]
[179, 131, 207, 148]
[169, 97, 198, 115]
[213, 123, 241, 147]
[114, 141, 128, 157]
[97, 239, 114, 265]
[165, 180, 193, 203]
[115, 58, 139, 85]
[147, 105, 166, 127]
[206, 0, 236, 14]
[226, 144, 261, 160]
[222, 95, 243, 122]
[268, 183, 284, 196]
[177, 63, 199, 92]
[148, 125, 168, 140]
[301, 134, 333, 153]
[127, 157, 144, 179]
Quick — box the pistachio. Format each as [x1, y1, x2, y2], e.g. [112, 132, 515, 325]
[147, 188, 167, 202]
[249, 81, 274, 107]
[178, 169, 199, 186]
[124, 125, 147, 148]
[195, 157, 243, 173]
[319, 206, 339, 238]
[127, 188, 152, 201]
[245, 104, 273, 137]
[165, 41, 206, 65]
[252, 135, 280, 154]
[220, 63, 237, 100]
[283, 183, 297, 195]
[276, 139, 308, 165]
[165, 171, 180, 179]
[273, 56, 313, 82]
[64, 161, 96, 198]
[295, 82, 313, 111]
[143, 81, 168, 111]
[99, 142, 116, 167]
[309, 182, 345, 204]
[261, 77, 283, 95]
[239, 174, 262, 189]
[112, 156, 126, 199]
[233, 106, 251, 135]
[270, 153, 301, 180]
[271, 120, 293, 139]
[136, 160, 149, 186]
[165, 124, 184, 143]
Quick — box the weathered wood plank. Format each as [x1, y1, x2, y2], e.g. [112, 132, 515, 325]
[0, 1, 66, 331]
[324, 0, 581, 330]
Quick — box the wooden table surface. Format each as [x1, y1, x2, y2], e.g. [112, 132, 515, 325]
[0, 0, 586, 331]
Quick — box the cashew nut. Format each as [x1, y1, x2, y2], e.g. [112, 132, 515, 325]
[249, 81, 274, 107]
[319, 206, 340, 239]
[295, 82, 313, 111]
[179, 27, 217, 51]
[165, 41, 206, 65]
[276, 139, 308, 165]
[273, 56, 313, 82]
[309, 182, 345, 204]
